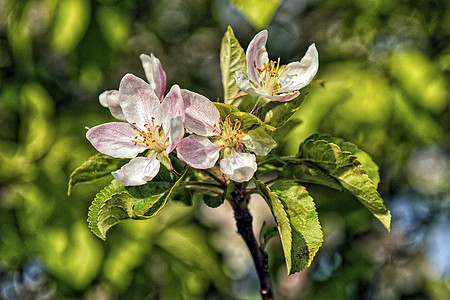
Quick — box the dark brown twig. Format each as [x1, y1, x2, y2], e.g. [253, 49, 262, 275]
[228, 182, 274, 300]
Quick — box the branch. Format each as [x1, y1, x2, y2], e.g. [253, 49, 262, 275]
[229, 182, 274, 300]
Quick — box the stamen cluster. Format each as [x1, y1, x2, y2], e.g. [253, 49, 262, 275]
[131, 117, 167, 153]
[213, 115, 246, 149]
[256, 58, 292, 96]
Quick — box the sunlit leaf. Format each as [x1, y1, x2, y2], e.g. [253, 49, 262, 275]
[68, 153, 128, 196]
[88, 169, 186, 240]
[304, 134, 380, 187]
[254, 179, 323, 274]
[220, 26, 247, 102]
[298, 139, 391, 231]
[230, 0, 282, 30]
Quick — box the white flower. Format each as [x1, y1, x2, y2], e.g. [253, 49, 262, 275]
[86, 74, 183, 186]
[176, 91, 275, 183]
[234, 30, 319, 102]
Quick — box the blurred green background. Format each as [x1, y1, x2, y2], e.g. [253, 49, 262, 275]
[0, 0, 449, 299]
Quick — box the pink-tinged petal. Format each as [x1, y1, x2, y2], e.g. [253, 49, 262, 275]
[86, 122, 147, 158]
[160, 85, 184, 135]
[234, 71, 267, 97]
[119, 73, 161, 130]
[278, 44, 319, 92]
[140, 53, 167, 100]
[265, 91, 300, 102]
[112, 156, 160, 186]
[177, 135, 221, 169]
[167, 115, 184, 153]
[219, 149, 257, 183]
[246, 30, 269, 87]
[180, 89, 220, 136]
[99, 90, 126, 120]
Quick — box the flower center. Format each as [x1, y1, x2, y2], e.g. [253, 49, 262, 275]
[131, 117, 167, 153]
[256, 58, 294, 96]
[213, 115, 246, 149]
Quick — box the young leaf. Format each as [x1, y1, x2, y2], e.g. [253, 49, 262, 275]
[220, 26, 246, 102]
[298, 139, 390, 231]
[254, 179, 323, 274]
[87, 180, 131, 240]
[304, 134, 380, 187]
[68, 153, 128, 195]
[263, 94, 307, 128]
[88, 169, 186, 240]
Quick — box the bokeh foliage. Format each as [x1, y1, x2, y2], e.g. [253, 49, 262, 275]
[0, 0, 449, 299]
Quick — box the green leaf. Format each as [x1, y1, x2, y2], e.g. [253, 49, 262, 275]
[254, 179, 323, 274]
[298, 139, 390, 231]
[263, 93, 307, 128]
[280, 163, 343, 191]
[68, 153, 128, 195]
[304, 134, 380, 187]
[230, 0, 282, 30]
[88, 169, 186, 240]
[220, 26, 247, 102]
[87, 180, 130, 240]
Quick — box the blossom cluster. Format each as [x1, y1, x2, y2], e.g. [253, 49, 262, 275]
[86, 30, 318, 186]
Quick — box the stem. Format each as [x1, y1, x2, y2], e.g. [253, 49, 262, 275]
[229, 182, 274, 299]
[200, 168, 227, 188]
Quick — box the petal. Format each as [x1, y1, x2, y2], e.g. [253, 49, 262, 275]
[246, 30, 269, 86]
[278, 43, 319, 92]
[265, 91, 300, 102]
[219, 149, 257, 183]
[112, 156, 160, 186]
[180, 89, 220, 136]
[99, 90, 126, 120]
[160, 84, 184, 135]
[167, 115, 184, 153]
[119, 73, 161, 130]
[234, 71, 267, 97]
[241, 129, 277, 156]
[86, 122, 147, 158]
[177, 135, 220, 169]
[140, 53, 167, 100]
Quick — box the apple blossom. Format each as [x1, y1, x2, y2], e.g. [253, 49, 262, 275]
[99, 53, 167, 120]
[234, 30, 319, 102]
[176, 91, 275, 182]
[86, 73, 183, 186]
